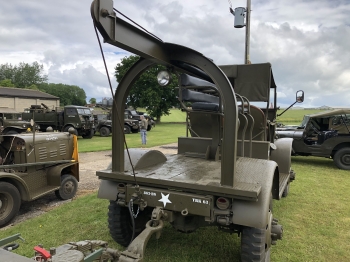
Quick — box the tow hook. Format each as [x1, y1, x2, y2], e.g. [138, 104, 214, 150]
[119, 207, 165, 262]
[271, 218, 283, 245]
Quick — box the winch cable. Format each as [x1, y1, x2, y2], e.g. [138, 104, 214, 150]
[113, 8, 163, 42]
[93, 25, 138, 184]
[94, 23, 141, 245]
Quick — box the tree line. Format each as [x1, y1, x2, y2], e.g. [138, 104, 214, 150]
[0, 62, 87, 106]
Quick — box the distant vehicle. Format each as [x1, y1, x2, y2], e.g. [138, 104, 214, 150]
[93, 108, 140, 135]
[276, 109, 350, 170]
[0, 129, 79, 226]
[22, 104, 95, 139]
[0, 108, 37, 135]
[125, 109, 155, 131]
[276, 115, 310, 131]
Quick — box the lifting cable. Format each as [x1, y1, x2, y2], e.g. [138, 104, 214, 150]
[93, 24, 138, 185]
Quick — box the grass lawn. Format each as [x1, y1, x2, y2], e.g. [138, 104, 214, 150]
[1, 109, 348, 261]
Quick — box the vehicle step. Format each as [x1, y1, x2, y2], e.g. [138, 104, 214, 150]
[278, 172, 290, 199]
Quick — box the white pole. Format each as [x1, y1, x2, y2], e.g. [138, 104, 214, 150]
[244, 0, 251, 64]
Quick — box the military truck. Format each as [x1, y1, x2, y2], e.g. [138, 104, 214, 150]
[91, 1, 294, 261]
[0, 129, 79, 227]
[0, 108, 36, 135]
[22, 104, 95, 139]
[93, 109, 140, 135]
[125, 109, 154, 131]
[276, 109, 350, 170]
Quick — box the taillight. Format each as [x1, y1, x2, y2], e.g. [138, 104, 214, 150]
[216, 197, 230, 210]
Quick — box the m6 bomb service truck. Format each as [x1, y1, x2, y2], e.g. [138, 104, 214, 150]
[22, 104, 95, 139]
[91, 0, 301, 261]
[0, 129, 79, 227]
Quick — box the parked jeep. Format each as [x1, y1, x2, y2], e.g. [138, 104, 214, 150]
[0, 108, 35, 135]
[125, 109, 154, 131]
[276, 109, 350, 170]
[94, 114, 112, 137]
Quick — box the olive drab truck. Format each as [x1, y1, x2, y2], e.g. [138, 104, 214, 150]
[91, 0, 296, 261]
[0, 129, 79, 227]
[22, 104, 95, 139]
[0, 108, 36, 135]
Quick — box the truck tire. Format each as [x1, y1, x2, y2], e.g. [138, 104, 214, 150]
[100, 126, 111, 137]
[82, 129, 94, 139]
[241, 195, 273, 262]
[333, 148, 350, 170]
[241, 226, 270, 262]
[147, 125, 152, 131]
[124, 125, 131, 134]
[0, 182, 21, 227]
[55, 175, 78, 200]
[108, 201, 151, 247]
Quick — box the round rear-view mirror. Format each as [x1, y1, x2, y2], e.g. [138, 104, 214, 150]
[296, 90, 304, 103]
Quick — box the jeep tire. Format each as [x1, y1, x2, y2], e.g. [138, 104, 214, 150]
[334, 148, 350, 170]
[124, 125, 131, 134]
[0, 182, 21, 227]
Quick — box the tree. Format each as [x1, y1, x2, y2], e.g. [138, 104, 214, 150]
[38, 83, 87, 106]
[0, 62, 48, 88]
[89, 98, 96, 104]
[115, 55, 178, 122]
[0, 79, 15, 87]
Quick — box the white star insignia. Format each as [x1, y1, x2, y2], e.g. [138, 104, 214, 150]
[158, 193, 172, 208]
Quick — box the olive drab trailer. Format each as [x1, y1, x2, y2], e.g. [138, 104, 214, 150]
[0, 130, 79, 227]
[91, 0, 295, 261]
[22, 104, 95, 139]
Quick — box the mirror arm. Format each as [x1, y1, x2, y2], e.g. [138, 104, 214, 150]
[277, 101, 297, 117]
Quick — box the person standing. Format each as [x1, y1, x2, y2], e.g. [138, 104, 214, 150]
[140, 115, 148, 145]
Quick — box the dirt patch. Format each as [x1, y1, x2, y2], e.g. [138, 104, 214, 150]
[1, 144, 177, 230]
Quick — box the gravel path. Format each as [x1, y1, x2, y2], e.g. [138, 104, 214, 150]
[1, 144, 178, 230]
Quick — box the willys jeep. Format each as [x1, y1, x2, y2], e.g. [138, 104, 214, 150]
[91, 0, 298, 261]
[276, 109, 350, 170]
[0, 128, 79, 227]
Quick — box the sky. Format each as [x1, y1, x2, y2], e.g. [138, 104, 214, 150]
[1, 0, 350, 108]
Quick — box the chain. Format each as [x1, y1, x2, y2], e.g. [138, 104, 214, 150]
[130, 199, 139, 218]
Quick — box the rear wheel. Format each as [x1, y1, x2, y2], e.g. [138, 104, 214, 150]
[55, 175, 78, 200]
[99, 126, 111, 137]
[124, 125, 131, 134]
[108, 201, 151, 247]
[333, 148, 350, 170]
[0, 182, 21, 227]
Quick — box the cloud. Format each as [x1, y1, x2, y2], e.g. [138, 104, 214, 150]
[1, 0, 349, 107]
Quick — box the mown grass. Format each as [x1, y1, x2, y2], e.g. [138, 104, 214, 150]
[1, 156, 349, 261]
[1, 108, 349, 261]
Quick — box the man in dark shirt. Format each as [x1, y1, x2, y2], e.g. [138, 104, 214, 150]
[140, 115, 148, 145]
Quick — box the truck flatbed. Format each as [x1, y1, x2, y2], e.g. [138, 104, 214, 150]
[95, 151, 281, 201]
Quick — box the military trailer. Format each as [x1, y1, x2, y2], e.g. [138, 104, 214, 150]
[0, 129, 79, 227]
[91, 1, 295, 261]
[22, 104, 95, 139]
[0, 108, 35, 135]
[276, 109, 350, 170]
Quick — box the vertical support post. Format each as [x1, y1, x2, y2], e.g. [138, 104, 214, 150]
[244, 0, 251, 64]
